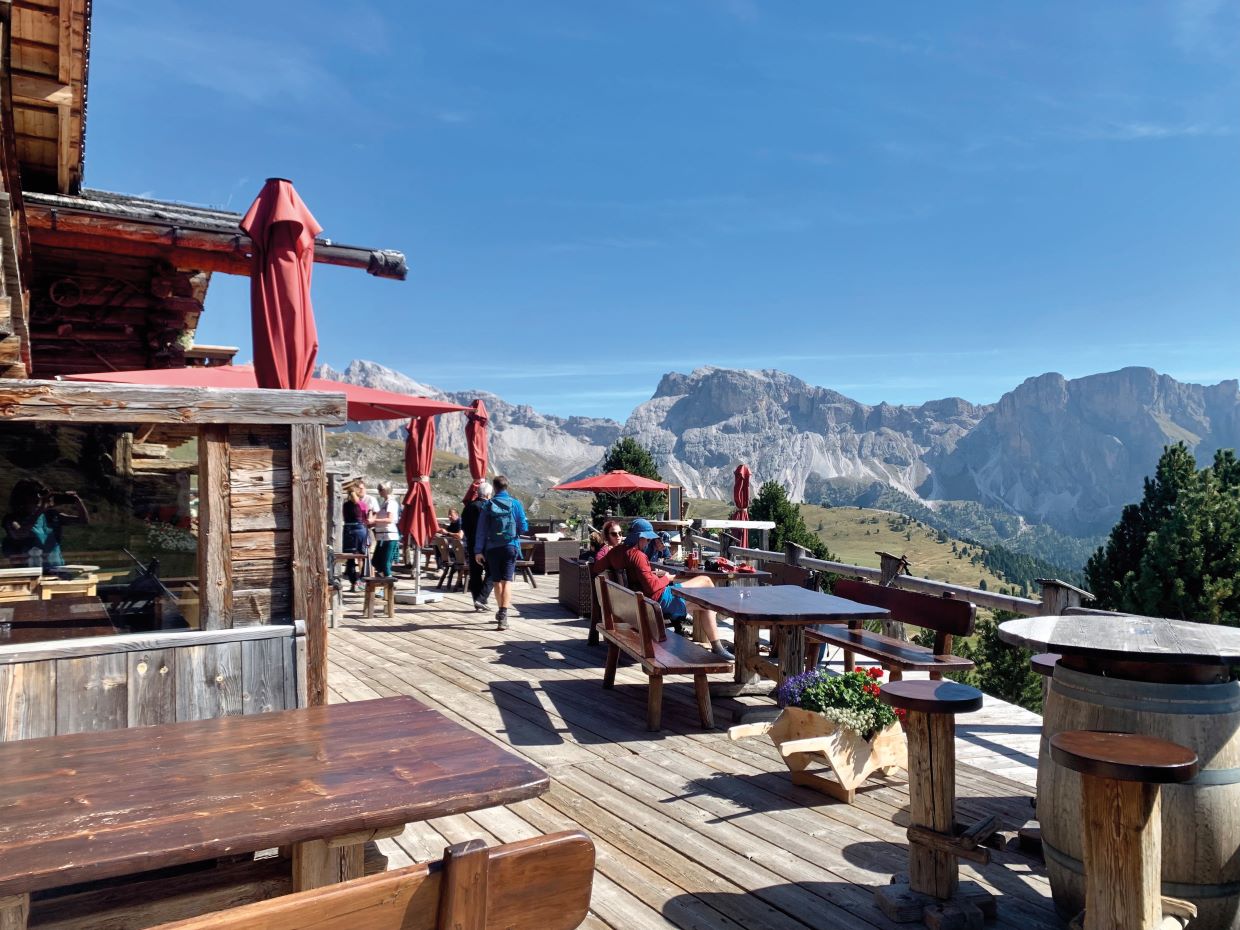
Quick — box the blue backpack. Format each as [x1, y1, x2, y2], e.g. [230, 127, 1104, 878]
[485, 497, 518, 547]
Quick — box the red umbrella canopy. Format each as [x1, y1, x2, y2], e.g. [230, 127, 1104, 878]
[399, 416, 439, 546]
[64, 366, 469, 422]
[462, 399, 489, 504]
[732, 463, 752, 547]
[551, 470, 669, 495]
[239, 178, 322, 390]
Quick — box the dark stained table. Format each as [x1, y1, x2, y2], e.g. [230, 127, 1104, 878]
[0, 595, 116, 645]
[667, 566, 773, 586]
[677, 585, 890, 691]
[0, 695, 549, 923]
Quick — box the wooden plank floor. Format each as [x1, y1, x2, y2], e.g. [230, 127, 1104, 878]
[327, 577, 1058, 930]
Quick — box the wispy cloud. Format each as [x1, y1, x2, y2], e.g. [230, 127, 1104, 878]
[434, 110, 472, 124]
[1074, 120, 1235, 141]
[541, 236, 666, 253]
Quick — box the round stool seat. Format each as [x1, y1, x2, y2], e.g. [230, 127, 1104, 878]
[880, 680, 983, 715]
[1030, 653, 1060, 678]
[1050, 730, 1199, 784]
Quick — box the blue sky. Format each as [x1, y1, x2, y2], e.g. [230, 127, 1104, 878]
[86, 1, 1240, 420]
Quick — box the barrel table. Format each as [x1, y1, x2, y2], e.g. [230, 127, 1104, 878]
[999, 615, 1240, 930]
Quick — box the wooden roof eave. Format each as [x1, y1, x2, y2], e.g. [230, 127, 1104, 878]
[22, 195, 407, 280]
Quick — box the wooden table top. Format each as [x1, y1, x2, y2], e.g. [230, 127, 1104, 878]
[998, 614, 1240, 666]
[676, 584, 890, 624]
[0, 695, 549, 895]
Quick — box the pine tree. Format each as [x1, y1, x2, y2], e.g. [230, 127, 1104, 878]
[590, 438, 665, 524]
[749, 480, 835, 560]
[1086, 443, 1240, 623]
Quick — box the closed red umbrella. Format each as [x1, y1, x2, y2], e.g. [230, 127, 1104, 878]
[239, 178, 322, 390]
[462, 399, 489, 504]
[399, 415, 439, 547]
[732, 463, 752, 547]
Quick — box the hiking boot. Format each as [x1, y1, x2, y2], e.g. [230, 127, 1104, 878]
[496, 608, 509, 631]
[711, 641, 735, 662]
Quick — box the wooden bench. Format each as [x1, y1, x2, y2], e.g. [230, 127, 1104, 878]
[803, 578, 976, 680]
[150, 830, 595, 930]
[596, 577, 730, 731]
[361, 576, 396, 619]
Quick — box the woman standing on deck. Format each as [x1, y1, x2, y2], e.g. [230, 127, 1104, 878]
[341, 483, 369, 591]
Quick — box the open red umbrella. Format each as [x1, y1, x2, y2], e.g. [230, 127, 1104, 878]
[399, 415, 439, 548]
[732, 463, 752, 547]
[462, 399, 489, 504]
[550, 470, 669, 495]
[64, 365, 469, 422]
[240, 178, 322, 390]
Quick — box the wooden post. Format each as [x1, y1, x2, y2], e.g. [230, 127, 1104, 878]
[438, 840, 490, 930]
[0, 894, 29, 930]
[326, 471, 343, 553]
[197, 425, 232, 630]
[1081, 777, 1161, 930]
[877, 551, 909, 640]
[1038, 578, 1093, 616]
[291, 424, 328, 707]
[908, 711, 959, 900]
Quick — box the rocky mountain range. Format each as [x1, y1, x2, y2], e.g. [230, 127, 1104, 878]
[319, 359, 1240, 539]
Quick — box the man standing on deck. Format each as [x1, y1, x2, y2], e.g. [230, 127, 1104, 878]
[473, 475, 529, 630]
[461, 482, 495, 613]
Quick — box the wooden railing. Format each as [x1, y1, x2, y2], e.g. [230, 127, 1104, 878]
[728, 544, 1092, 618]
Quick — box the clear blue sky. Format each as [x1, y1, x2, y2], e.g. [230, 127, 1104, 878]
[86, 1, 1240, 420]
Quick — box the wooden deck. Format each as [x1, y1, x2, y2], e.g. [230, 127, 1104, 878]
[327, 579, 1059, 930]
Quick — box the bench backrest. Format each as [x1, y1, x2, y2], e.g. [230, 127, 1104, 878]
[599, 577, 660, 658]
[448, 536, 468, 564]
[833, 578, 975, 653]
[432, 536, 452, 564]
[152, 830, 595, 930]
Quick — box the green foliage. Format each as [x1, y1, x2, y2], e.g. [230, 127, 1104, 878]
[749, 480, 835, 560]
[775, 667, 900, 739]
[1086, 443, 1240, 624]
[590, 438, 664, 524]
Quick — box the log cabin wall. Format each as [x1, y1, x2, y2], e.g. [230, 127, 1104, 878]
[229, 425, 293, 627]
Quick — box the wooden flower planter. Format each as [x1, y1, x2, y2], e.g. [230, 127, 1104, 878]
[730, 706, 907, 804]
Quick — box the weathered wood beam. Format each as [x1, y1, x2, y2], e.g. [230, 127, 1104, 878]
[0, 380, 347, 425]
[10, 73, 71, 107]
[25, 204, 408, 279]
[291, 423, 328, 707]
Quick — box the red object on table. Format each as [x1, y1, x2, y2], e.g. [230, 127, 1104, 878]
[64, 365, 468, 423]
[400, 414, 439, 546]
[239, 178, 322, 390]
[732, 463, 751, 548]
[463, 398, 489, 503]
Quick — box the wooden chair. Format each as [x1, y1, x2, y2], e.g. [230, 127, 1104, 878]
[433, 536, 460, 590]
[803, 578, 976, 680]
[517, 540, 537, 588]
[1050, 731, 1198, 930]
[149, 830, 596, 930]
[596, 577, 730, 730]
[446, 537, 470, 592]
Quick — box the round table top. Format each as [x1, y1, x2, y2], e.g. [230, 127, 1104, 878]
[998, 614, 1240, 666]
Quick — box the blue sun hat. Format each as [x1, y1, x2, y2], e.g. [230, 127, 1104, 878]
[624, 518, 659, 547]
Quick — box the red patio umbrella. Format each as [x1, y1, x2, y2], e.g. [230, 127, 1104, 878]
[399, 415, 439, 548]
[240, 178, 322, 390]
[462, 399, 489, 504]
[64, 365, 469, 422]
[550, 470, 669, 494]
[732, 463, 752, 547]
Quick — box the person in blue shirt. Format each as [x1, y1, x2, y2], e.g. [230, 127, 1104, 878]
[472, 475, 529, 630]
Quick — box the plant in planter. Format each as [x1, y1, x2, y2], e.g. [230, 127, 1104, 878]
[730, 667, 909, 804]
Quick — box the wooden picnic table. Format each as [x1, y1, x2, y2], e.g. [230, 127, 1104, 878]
[676, 584, 889, 694]
[0, 695, 549, 929]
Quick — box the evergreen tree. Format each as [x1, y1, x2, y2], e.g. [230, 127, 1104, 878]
[1086, 443, 1240, 623]
[749, 480, 835, 560]
[590, 438, 665, 524]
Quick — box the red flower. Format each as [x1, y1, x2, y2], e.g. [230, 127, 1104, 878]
[866, 666, 883, 679]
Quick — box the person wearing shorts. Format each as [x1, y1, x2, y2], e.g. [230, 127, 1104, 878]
[591, 518, 733, 660]
[472, 475, 529, 631]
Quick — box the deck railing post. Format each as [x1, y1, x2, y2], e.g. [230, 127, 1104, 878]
[1037, 578, 1094, 616]
[877, 551, 909, 641]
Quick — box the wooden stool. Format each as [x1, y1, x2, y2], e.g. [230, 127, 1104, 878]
[876, 680, 997, 929]
[1050, 731, 1199, 930]
[362, 576, 396, 619]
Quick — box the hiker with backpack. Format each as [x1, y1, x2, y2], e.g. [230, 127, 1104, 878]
[472, 475, 529, 630]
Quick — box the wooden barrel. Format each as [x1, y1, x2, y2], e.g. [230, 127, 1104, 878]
[1039, 664, 1240, 930]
